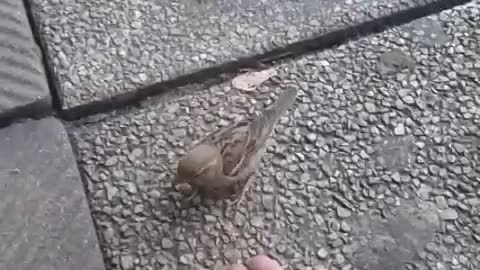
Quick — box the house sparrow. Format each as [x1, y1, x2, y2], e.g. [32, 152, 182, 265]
[174, 87, 298, 204]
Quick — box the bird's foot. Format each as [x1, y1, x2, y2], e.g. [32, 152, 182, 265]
[227, 193, 244, 207]
[227, 174, 255, 207]
[186, 187, 199, 200]
[180, 187, 199, 206]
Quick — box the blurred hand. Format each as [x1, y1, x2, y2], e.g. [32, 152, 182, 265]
[221, 255, 284, 270]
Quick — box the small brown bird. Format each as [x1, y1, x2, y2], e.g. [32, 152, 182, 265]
[174, 86, 298, 204]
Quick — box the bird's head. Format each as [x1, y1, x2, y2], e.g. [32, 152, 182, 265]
[173, 144, 223, 191]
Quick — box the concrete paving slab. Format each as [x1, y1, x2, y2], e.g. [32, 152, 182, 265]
[69, 2, 480, 270]
[29, 0, 466, 110]
[0, 0, 51, 125]
[0, 118, 105, 270]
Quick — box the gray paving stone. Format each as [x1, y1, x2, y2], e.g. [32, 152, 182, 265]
[30, 0, 450, 110]
[0, 0, 51, 124]
[69, 2, 480, 270]
[0, 118, 105, 270]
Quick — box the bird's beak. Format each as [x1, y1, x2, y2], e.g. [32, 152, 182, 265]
[172, 175, 193, 194]
[175, 183, 193, 195]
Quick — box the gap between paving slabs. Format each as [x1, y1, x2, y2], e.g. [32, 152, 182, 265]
[22, 0, 64, 111]
[0, 0, 52, 128]
[0, 1, 106, 269]
[68, 2, 480, 270]
[31, 0, 409, 110]
[30, 0, 471, 121]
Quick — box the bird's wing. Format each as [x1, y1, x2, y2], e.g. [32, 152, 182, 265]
[217, 120, 251, 176]
[243, 87, 299, 157]
[194, 87, 298, 178]
[191, 117, 252, 176]
[223, 87, 299, 176]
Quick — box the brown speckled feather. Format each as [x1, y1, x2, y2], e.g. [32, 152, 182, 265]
[195, 87, 298, 178]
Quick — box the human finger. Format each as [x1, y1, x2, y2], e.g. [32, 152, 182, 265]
[245, 255, 283, 270]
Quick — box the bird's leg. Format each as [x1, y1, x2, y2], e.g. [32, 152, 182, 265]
[228, 172, 255, 207]
[183, 186, 199, 202]
[178, 186, 201, 209]
[227, 154, 260, 207]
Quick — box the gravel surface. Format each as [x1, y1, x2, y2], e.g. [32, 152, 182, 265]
[30, 0, 432, 109]
[69, 3, 479, 270]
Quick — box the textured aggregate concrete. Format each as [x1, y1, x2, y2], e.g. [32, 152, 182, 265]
[0, 0, 51, 123]
[69, 2, 480, 270]
[0, 118, 105, 270]
[30, 0, 438, 109]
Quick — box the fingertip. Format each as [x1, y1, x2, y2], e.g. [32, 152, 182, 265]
[246, 255, 283, 270]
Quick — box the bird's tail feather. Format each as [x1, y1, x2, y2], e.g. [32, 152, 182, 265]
[260, 86, 298, 124]
[249, 87, 298, 140]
